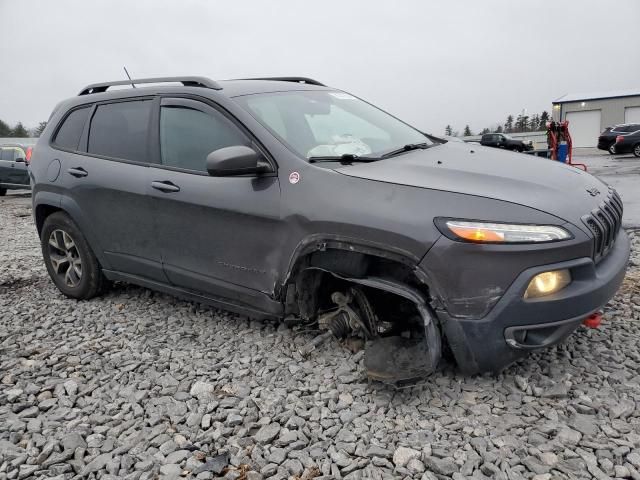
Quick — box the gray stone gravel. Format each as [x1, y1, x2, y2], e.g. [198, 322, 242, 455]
[1, 192, 640, 480]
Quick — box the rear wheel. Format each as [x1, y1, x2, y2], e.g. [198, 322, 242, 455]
[0, 188, 6, 196]
[41, 212, 106, 300]
[634, 144, 640, 158]
[608, 143, 617, 154]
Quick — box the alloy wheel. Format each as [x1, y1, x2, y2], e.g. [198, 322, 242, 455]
[634, 145, 640, 157]
[48, 229, 82, 287]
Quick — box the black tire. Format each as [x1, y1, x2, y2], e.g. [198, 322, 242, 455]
[41, 211, 105, 300]
[608, 143, 617, 155]
[634, 144, 640, 158]
[0, 188, 7, 196]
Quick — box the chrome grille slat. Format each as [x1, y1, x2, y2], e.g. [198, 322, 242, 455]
[582, 189, 623, 262]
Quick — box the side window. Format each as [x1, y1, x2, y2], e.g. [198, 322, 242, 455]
[0, 148, 13, 161]
[160, 103, 250, 172]
[53, 106, 90, 151]
[88, 100, 152, 162]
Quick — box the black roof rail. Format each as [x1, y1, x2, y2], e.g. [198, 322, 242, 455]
[78, 76, 222, 96]
[240, 77, 326, 87]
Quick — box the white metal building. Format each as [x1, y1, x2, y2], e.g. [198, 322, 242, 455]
[552, 89, 640, 147]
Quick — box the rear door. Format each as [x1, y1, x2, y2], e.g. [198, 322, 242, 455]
[0, 148, 14, 184]
[11, 147, 30, 185]
[58, 98, 165, 281]
[148, 97, 283, 304]
[0, 147, 29, 186]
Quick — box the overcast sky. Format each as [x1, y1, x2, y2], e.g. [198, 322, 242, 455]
[1, 0, 639, 135]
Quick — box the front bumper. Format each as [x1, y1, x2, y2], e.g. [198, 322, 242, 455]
[436, 230, 630, 373]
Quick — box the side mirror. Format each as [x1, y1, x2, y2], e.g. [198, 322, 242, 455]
[15, 157, 25, 163]
[206, 146, 271, 177]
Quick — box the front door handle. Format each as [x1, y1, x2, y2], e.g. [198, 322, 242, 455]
[67, 167, 88, 178]
[151, 181, 180, 193]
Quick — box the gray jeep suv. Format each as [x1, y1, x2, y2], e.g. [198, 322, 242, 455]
[31, 76, 629, 384]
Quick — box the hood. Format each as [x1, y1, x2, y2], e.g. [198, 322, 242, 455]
[335, 142, 609, 227]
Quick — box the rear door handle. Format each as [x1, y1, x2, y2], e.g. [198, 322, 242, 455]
[67, 167, 88, 178]
[151, 181, 180, 193]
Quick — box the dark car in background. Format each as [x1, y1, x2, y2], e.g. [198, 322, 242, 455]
[30, 76, 629, 384]
[0, 144, 32, 195]
[598, 124, 640, 154]
[480, 133, 533, 152]
[613, 128, 640, 157]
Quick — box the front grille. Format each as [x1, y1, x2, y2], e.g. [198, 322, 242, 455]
[582, 189, 623, 261]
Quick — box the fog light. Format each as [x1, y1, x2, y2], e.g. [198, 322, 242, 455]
[524, 269, 571, 299]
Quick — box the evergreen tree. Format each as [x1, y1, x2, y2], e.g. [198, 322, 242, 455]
[496, 125, 504, 133]
[539, 111, 550, 129]
[0, 119, 11, 137]
[33, 121, 47, 137]
[445, 125, 453, 136]
[463, 125, 472, 136]
[515, 114, 530, 133]
[11, 122, 29, 137]
[504, 115, 514, 133]
[480, 128, 490, 135]
[530, 114, 540, 132]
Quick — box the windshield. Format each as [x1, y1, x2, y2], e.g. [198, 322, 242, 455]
[235, 90, 430, 159]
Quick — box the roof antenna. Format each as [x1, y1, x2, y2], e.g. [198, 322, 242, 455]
[123, 67, 136, 88]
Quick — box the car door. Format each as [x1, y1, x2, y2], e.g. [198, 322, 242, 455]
[148, 97, 283, 304]
[12, 147, 30, 185]
[0, 148, 13, 184]
[58, 99, 165, 282]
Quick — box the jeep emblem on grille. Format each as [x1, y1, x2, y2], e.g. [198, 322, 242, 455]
[586, 187, 600, 197]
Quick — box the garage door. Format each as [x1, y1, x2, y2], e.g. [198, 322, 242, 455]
[566, 110, 601, 147]
[625, 106, 640, 124]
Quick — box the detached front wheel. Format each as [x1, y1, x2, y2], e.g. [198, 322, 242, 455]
[41, 212, 105, 300]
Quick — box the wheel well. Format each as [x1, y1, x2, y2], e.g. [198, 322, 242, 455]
[285, 248, 431, 320]
[35, 204, 62, 235]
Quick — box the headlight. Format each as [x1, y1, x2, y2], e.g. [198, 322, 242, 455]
[438, 220, 572, 243]
[524, 269, 571, 299]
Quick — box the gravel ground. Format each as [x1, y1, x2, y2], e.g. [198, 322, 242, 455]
[1, 193, 640, 480]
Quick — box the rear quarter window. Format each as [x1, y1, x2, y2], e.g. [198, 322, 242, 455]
[53, 106, 91, 151]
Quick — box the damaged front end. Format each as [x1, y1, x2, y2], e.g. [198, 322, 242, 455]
[289, 265, 442, 388]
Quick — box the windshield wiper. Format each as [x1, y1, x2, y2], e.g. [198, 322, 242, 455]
[308, 154, 378, 164]
[380, 142, 431, 159]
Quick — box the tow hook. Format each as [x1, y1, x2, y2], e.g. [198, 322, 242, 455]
[583, 311, 603, 328]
